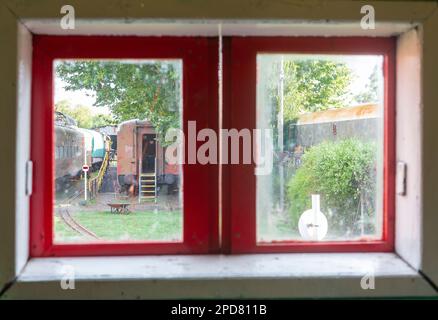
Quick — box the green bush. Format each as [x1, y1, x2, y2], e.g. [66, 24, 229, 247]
[287, 139, 377, 236]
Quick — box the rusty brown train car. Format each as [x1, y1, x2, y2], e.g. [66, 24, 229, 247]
[116, 119, 179, 194]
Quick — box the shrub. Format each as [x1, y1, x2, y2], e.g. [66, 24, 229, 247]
[287, 139, 377, 236]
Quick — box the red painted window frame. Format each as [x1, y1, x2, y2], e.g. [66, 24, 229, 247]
[31, 35, 395, 257]
[30, 36, 219, 257]
[225, 37, 396, 254]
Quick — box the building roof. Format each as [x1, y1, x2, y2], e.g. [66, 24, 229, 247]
[296, 103, 378, 125]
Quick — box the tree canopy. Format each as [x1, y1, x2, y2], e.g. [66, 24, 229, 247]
[56, 59, 379, 141]
[55, 100, 116, 129]
[269, 59, 353, 122]
[56, 60, 181, 141]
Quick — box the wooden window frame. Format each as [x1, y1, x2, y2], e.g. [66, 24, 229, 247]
[225, 37, 396, 254]
[30, 35, 395, 257]
[30, 36, 219, 257]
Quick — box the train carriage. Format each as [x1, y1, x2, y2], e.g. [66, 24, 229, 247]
[55, 111, 111, 191]
[116, 119, 179, 194]
[54, 112, 85, 191]
[55, 125, 84, 181]
[77, 127, 111, 170]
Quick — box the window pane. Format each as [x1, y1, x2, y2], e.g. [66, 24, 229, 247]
[54, 59, 183, 243]
[256, 54, 384, 242]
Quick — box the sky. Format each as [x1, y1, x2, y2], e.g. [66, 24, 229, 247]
[54, 77, 111, 115]
[343, 55, 383, 99]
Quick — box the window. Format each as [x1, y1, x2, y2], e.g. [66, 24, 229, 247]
[257, 54, 385, 242]
[30, 36, 394, 257]
[30, 36, 219, 256]
[54, 58, 184, 244]
[227, 37, 395, 253]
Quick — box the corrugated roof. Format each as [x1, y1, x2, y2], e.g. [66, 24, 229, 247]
[297, 103, 378, 125]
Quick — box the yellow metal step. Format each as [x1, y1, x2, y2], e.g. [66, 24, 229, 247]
[139, 171, 156, 203]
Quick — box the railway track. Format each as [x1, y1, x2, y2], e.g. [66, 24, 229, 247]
[56, 178, 84, 206]
[56, 181, 100, 240]
[58, 207, 100, 240]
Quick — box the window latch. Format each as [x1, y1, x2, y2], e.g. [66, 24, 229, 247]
[25, 160, 33, 196]
[396, 161, 407, 196]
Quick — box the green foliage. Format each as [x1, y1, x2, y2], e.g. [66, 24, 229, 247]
[55, 100, 116, 129]
[90, 113, 118, 128]
[56, 61, 181, 143]
[269, 59, 352, 122]
[287, 139, 377, 235]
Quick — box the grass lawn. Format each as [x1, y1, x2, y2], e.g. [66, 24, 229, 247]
[54, 210, 182, 243]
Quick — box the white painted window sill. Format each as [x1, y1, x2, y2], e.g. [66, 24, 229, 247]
[4, 253, 437, 299]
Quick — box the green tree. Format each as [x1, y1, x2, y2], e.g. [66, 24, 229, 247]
[55, 100, 115, 129]
[56, 101, 93, 128]
[56, 61, 181, 142]
[90, 113, 117, 128]
[269, 59, 352, 122]
[264, 58, 353, 151]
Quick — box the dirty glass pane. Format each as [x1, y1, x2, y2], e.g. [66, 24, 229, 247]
[53, 59, 183, 243]
[256, 54, 384, 242]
